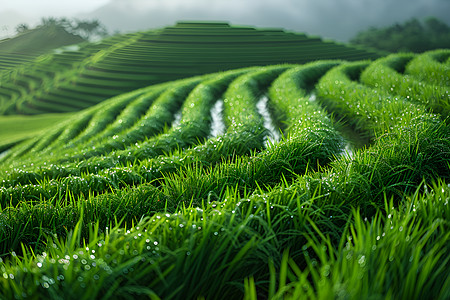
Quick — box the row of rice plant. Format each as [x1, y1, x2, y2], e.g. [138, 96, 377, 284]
[0, 22, 380, 115]
[0, 62, 341, 198]
[0, 52, 35, 73]
[359, 52, 450, 116]
[405, 49, 450, 87]
[0, 62, 347, 256]
[0, 66, 286, 206]
[0, 51, 448, 298]
[1, 119, 447, 298]
[0, 37, 117, 114]
[316, 60, 442, 139]
[244, 181, 450, 299]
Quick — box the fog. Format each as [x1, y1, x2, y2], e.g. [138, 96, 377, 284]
[1, 0, 449, 41]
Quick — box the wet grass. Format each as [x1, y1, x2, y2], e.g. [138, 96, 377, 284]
[0, 50, 449, 299]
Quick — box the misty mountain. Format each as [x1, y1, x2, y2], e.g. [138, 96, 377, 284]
[85, 0, 450, 41]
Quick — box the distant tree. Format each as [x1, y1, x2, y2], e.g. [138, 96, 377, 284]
[350, 17, 450, 53]
[72, 19, 108, 40]
[35, 17, 108, 41]
[40, 17, 58, 27]
[15, 23, 29, 34]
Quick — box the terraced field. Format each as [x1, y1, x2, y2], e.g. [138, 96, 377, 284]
[0, 22, 380, 115]
[0, 49, 449, 299]
[0, 25, 85, 74]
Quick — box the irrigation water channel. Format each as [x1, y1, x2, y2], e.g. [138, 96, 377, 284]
[256, 95, 281, 146]
[207, 96, 281, 146]
[172, 110, 183, 128]
[209, 100, 226, 137]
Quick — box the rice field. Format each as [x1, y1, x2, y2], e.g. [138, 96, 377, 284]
[0, 22, 380, 115]
[0, 49, 449, 299]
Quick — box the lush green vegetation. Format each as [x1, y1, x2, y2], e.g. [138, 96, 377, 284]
[0, 48, 448, 299]
[0, 22, 381, 115]
[0, 113, 73, 152]
[350, 17, 450, 53]
[0, 24, 85, 73]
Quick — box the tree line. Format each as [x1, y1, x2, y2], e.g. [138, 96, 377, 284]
[16, 17, 108, 40]
[350, 17, 450, 53]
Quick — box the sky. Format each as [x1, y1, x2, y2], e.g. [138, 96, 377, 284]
[0, 0, 110, 16]
[1, 0, 449, 41]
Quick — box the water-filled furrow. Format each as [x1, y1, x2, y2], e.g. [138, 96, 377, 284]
[71, 70, 244, 167]
[256, 95, 281, 145]
[209, 100, 226, 138]
[56, 78, 202, 163]
[220, 66, 289, 153]
[171, 110, 182, 128]
[268, 61, 345, 166]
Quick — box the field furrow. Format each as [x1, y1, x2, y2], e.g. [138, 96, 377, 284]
[0, 49, 449, 299]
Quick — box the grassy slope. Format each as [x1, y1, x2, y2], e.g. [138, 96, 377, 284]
[0, 113, 73, 151]
[0, 25, 84, 73]
[0, 22, 381, 115]
[0, 50, 448, 299]
[0, 25, 84, 55]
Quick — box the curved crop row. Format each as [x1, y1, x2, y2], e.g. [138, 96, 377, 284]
[0, 50, 449, 299]
[405, 49, 450, 87]
[0, 36, 119, 114]
[0, 22, 380, 115]
[360, 53, 450, 116]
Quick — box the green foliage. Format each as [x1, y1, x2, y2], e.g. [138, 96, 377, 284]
[351, 17, 450, 53]
[360, 53, 450, 116]
[251, 183, 450, 299]
[0, 113, 73, 151]
[406, 49, 450, 87]
[0, 50, 449, 299]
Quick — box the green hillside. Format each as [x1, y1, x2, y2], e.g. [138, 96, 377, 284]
[0, 22, 381, 115]
[0, 49, 449, 299]
[0, 25, 84, 73]
[0, 113, 74, 152]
